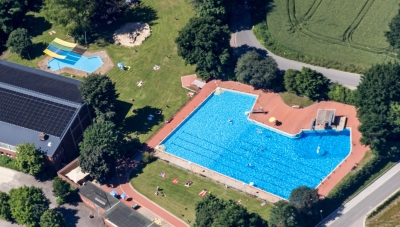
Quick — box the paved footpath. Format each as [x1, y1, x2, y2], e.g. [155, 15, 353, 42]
[98, 160, 188, 227]
[319, 162, 400, 227]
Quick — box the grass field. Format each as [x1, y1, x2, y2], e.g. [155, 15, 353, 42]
[1, 0, 196, 142]
[130, 161, 272, 223]
[366, 191, 400, 227]
[254, 0, 399, 72]
[279, 92, 315, 107]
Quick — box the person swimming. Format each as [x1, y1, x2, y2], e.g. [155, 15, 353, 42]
[228, 119, 232, 124]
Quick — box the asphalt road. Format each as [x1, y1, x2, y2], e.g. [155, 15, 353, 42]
[230, 1, 361, 89]
[318, 162, 400, 227]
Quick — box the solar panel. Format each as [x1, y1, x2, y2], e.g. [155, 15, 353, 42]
[0, 87, 77, 137]
[0, 61, 83, 103]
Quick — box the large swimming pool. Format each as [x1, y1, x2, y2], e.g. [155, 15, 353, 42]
[162, 90, 351, 199]
[48, 52, 103, 73]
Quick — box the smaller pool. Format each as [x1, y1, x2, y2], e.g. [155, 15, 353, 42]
[48, 52, 103, 73]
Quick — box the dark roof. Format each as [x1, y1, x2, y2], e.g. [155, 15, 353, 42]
[0, 87, 78, 137]
[0, 120, 63, 157]
[0, 60, 83, 103]
[102, 202, 153, 227]
[79, 182, 119, 210]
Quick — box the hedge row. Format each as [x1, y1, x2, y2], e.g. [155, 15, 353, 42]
[367, 189, 400, 219]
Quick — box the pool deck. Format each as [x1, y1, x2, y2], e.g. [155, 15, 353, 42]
[147, 80, 368, 198]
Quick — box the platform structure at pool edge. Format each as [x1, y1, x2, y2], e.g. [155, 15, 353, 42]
[158, 90, 351, 200]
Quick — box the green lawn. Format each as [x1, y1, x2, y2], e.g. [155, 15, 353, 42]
[1, 0, 196, 142]
[131, 161, 272, 224]
[254, 0, 398, 72]
[366, 191, 400, 227]
[279, 92, 315, 107]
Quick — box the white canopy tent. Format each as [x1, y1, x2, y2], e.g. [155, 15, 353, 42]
[65, 166, 89, 183]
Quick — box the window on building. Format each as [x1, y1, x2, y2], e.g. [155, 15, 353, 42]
[0, 142, 16, 152]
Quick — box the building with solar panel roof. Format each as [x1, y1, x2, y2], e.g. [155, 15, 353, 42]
[0, 60, 94, 170]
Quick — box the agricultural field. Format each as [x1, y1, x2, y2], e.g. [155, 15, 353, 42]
[257, 0, 399, 72]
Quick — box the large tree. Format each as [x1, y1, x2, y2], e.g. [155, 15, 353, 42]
[42, 0, 120, 43]
[42, 0, 91, 43]
[52, 177, 72, 199]
[0, 0, 28, 35]
[235, 50, 282, 90]
[289, 186, 320, 226]
[194, 194, 268, 227]
[284, 67, 330, 101]
[15, 142, 44, 175]
[79, 73, 119, 122]
[78, 121, 122, 180]
[40, 209, 66, 227]
[289, 186, 319, 211]
[9, 186, 50, 227]
[6, 28, 32, 56]
[354, 62, 400, 153]
[191, 0, 231, 22]
[385, 8, 400, 50]
[176, 16, 232, 80]
[269, 200, 304, 227]
[0, 191, 11, 221]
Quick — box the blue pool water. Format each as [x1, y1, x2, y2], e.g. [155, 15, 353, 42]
[162, 90, 351, 199]
[48, 52, 103, 73]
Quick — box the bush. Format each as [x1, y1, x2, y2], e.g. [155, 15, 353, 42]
[6, 28, 32, 56]
[141, 152, 157, 164]
[0, 155, 19, 171]
[283, 67, 330, 101]
[328, 83, 355, 105]
[56, 197, 65, 206]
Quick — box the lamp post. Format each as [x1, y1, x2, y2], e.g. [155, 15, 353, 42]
[84, 31, 87, 49]
[320, 210, 323, 221]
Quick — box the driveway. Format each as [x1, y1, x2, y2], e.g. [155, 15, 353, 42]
[230, 0, 361, 89]
[0, 166, 105, 227]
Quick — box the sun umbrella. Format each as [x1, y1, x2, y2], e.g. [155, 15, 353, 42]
[121, 193, 127, 199]
[269, 117, 276, 123]
[110, 190, 117, 197]
[117, 62, 124, 68]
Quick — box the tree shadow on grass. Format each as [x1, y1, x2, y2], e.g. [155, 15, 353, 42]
[54, 207, 80, 227]
[27, 0, 44, 13]
[22, 15, 52, 38]
[28, 42, 48, 59]
[122, 3, 159, 26]
[90, 3, 158, 45]
[122, 106, 164, 135]
[115, 100, 133, 126]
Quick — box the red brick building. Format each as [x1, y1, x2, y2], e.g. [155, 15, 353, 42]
[0, 60, 93, 170]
